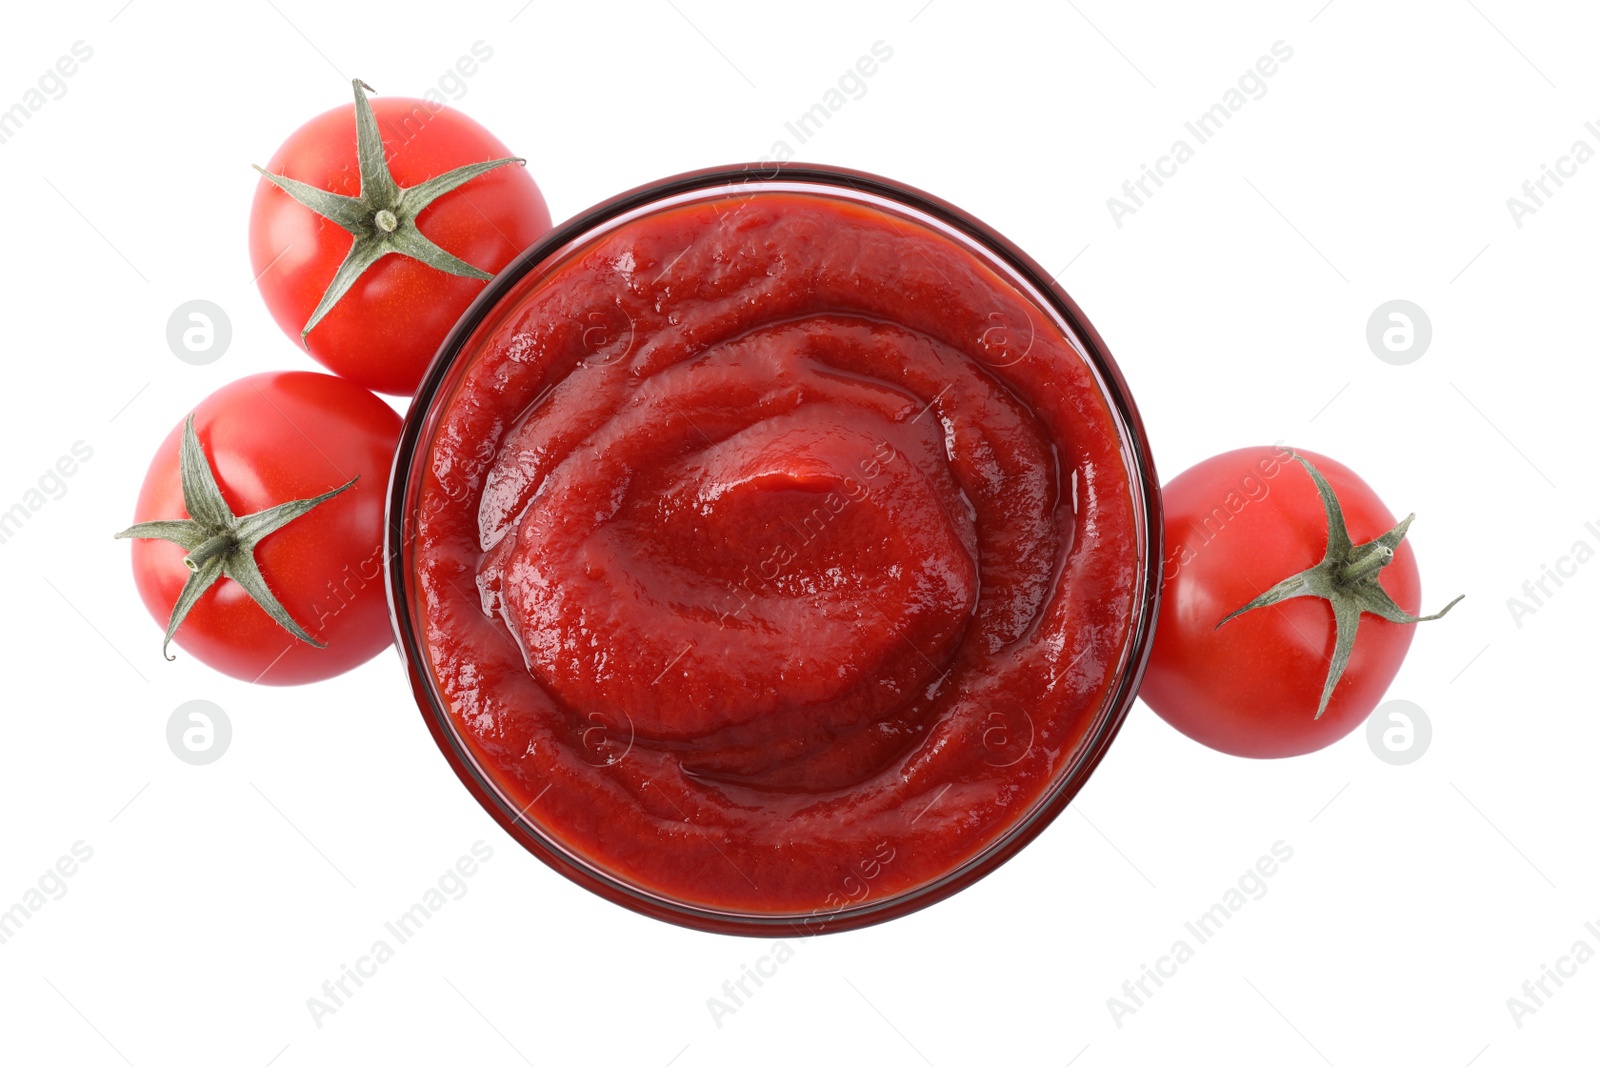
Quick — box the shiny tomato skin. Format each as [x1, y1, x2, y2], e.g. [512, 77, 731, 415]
[1140, 447, 1422, 758]
[249, 96, 551, 396]
[128, 372, 401, 685]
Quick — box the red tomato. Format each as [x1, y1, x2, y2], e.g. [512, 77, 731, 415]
[125, 372, 401, 685]
[1140, 446, 1429, 758]
[249, 91, 551, 396]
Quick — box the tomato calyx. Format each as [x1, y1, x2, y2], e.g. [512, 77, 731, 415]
[114, 415, 357, 660]
[1216, 450, 1463, 720]
[251, 78, 525, 345]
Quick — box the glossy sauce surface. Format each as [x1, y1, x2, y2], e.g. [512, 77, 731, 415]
[412, 190, 1140, 916]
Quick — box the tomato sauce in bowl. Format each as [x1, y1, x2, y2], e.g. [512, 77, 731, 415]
[388, 164, 1161, 933]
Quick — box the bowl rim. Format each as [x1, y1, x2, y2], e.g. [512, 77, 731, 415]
[384, 161, 1164, 936]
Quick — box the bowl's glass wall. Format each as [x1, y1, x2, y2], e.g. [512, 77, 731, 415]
[386, 164, 1162, 934]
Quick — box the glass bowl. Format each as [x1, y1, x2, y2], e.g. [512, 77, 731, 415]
[386, 162, 1162, 935]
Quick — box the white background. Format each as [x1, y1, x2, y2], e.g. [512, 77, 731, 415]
[1, 1, 1595, 1064]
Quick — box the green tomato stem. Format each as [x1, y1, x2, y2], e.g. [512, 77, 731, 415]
[183, 531, 237, 572]
[114, 414, 357, 660]
[1216, 451, 1462, 720]
[1335, 541, 1393, 586]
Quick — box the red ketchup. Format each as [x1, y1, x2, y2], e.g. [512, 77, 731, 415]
[411, 190, 1141, 919]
